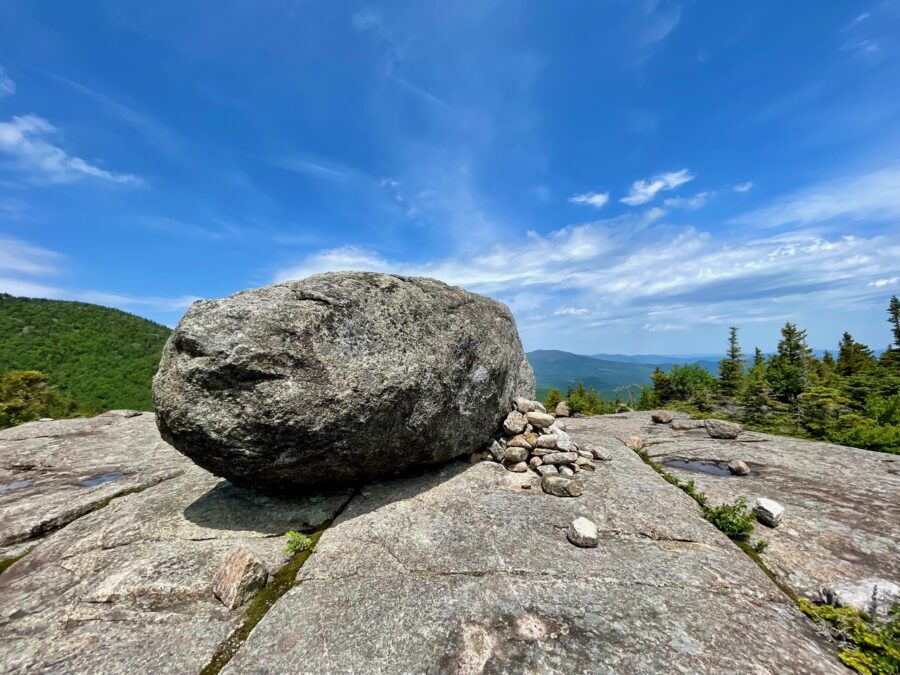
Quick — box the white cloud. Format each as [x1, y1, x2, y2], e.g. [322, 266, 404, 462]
[732, 166, 900, 228]
[663, 191, 710, 210]
[568, 191, 610, 209]
[0, 235, 195, 314]
[274, 246, 393, 281]
[0, 66, 14, 97]
[869, 277, 898, 288]
[0, 115, 140, 184]
[641, 2, 682, 45]
[841, 39, 879, 55]
[263, 155, 352, 180]
[643, 322, 684, 332]
[840, 12, 870, 32]
[733, 181, 753, 193]
[0, 236, 60, 278]
[273, 209, 900, 340]
[621, 168, 694, 205]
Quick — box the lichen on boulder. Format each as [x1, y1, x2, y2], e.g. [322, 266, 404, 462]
[153, 272, 534, 492]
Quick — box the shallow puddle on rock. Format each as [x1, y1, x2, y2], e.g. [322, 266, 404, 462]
[662, 458, 761, 477]
[0, 480, 33, 494]
[79, 472, 125, 487]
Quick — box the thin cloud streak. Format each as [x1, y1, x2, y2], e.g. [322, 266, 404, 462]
[731, 166, 900, 228]
[621, 169, 694, 205]
[0, 115, 141, 184]
[0, 66, 14, 97]
[569, 191, 610, 209]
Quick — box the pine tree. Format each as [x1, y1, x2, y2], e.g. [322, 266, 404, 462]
[543, 388, 563, 412]
[637, 386, 654, 410]
[753, 347, 765, 368]
[718, 326, 744, 398]
[889, 295, 900, 349]
[836, 332, 875, 376]
[768, 322, 813, 404]
[822, 350, 835, 369]
[741, 357, 774, 426]
[651, 367, 674, 404]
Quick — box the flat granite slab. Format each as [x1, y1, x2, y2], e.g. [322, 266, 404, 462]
[570, 412, 900, 602]
[0, 411, 189, 557]
[0, 416, 351, 674]
[226, 430, 842, 673]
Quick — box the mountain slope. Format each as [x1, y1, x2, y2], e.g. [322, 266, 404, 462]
[528, 349, 660, 399]
[0, 294, 171, 411]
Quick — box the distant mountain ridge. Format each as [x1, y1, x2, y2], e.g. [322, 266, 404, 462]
[589, 353, 722, 365]
[0, 294, 171, 411]
[528, 349, 719, 400]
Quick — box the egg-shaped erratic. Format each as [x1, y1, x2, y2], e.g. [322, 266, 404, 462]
[153, 272, 535, 493]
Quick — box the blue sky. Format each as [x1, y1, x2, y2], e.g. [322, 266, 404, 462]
[1, 1, 899, 355]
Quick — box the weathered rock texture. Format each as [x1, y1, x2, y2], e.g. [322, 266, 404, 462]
[224, 431, 841, 674]
[0, 411, 187, 557]
[0, 413, 862, 673]
[0, 416, 350, 673]
[153, 272, 534, 492]
[567, 411, 900, 603]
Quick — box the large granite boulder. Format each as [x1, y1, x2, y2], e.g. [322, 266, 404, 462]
[153, 272, 534, 492]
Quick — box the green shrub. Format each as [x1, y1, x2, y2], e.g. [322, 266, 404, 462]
[752, 538, 769, 554]
[797, 598, 899, 674]
[0, 370, 81, 430]
[283, 530, 314, 554]
[704, 496, 756, 541]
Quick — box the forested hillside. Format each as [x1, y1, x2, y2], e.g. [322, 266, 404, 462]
[528, 349, 659, 400]
[0, 295, 171, 412]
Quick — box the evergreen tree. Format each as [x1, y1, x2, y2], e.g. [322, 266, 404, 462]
[822, 350, 835, 369]
[543, 388, 563, 412]
[741, 363, 772, 425]
[637, 386, 654, 410]
[768, 322, 813, 404]
[651, 367, 674, 404]
[669, 363, 716, 401]
[753, 347, 765, 368]
[836, 332, 875, 376]
[888, 295, 900, 349]
[718, 326, 744, 398]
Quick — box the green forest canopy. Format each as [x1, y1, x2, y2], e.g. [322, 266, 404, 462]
[544, 296, 900, 455]
[0, 294, 171, 413]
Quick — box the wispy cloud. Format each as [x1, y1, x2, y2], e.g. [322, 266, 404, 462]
[733, 181, 753, 193]
[732, 166, 900, 228]
[621, 168, 694, 205]
[841, 39, 879, 55]
[260, 155, 353, 181]
[0, 236, 60, 278]
[0, 234, 196, 314]
[273, 208, 900, 340]
[643, 322, 683, 332]
[0, 197, 28, 220]
[0, 66, 14, 97]
[869, 276, 898, 288]
[663, 191, 710, 210]
[840, 12, 870, 32]
[568, 191, 610, 209]
[36, 69, 180, 152]
[641, 1, 682, 46]
[351, 6, 451, 109]
[0, 115, 141, 184]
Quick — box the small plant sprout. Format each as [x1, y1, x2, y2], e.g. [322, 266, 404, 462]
[283, 530, 314, 554]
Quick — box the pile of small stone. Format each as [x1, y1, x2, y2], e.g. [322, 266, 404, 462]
[471, 397, 610, 497]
